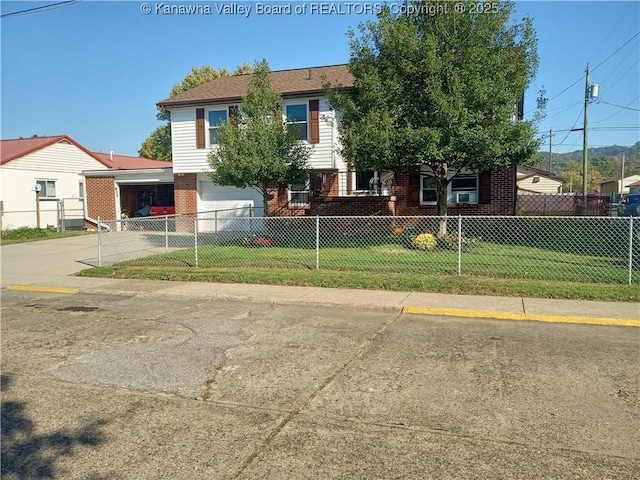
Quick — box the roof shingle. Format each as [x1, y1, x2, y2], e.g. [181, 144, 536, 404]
[158, 64, 353, 108]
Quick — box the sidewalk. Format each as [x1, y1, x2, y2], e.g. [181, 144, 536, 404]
[2, 235, 638, 327]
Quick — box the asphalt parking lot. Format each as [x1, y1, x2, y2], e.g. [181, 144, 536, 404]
[2, 288, 638, 479]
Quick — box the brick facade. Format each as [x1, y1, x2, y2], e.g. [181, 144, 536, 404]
[266, 168, 515, 217]
[394, 168, 516, 216]
[85, 176, 116, 227]
[173, 173, 198, 231]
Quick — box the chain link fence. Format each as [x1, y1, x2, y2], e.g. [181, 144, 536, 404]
[1, 198, 85, 232]
[90, 214, 639, 285]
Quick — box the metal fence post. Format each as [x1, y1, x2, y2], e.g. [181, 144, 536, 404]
[97, 216, 102, 267]
[61, 199, 65, 232]
[165, 215, 169, 253]
[214, 211, 218, 234]
[316, 215, 320, 270]
[628, 217, 634, 285]
[194, 216, 199, 268]
[457, 215, 462, 275]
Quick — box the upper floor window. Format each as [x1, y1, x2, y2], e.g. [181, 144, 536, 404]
[208, 109, 228, 144]
[36, 179, 56, 199]
[285, 104, 308, 141]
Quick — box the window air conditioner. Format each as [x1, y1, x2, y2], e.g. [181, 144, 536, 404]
[456, 192, 471, 203]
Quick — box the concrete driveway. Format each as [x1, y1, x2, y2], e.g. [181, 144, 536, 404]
[1, 289, 638, 479]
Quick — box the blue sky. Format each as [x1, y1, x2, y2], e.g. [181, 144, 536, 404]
[1, 1, 638, 157]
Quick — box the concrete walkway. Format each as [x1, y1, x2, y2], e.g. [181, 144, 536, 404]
[2, 235, 638, 327]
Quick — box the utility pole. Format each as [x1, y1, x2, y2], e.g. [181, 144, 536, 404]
[582, 64, 590, 197]
[548, 128, 554, 172]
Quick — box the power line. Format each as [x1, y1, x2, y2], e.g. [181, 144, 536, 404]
[0, 1, 80, 18]
[592, 32, 640, 72]
[526, 32, 640, 117]
[592, 95, 640, 124]
[588, 2, 636, 64]
[605, 57, 640, 92]
[598, 101, 640, 112]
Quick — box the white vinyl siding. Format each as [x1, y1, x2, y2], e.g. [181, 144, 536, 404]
[170, 107, 214, 173]
[2, 140, 107, 174]
[0, 140, 108, 228]
[169, 98, 348, 175]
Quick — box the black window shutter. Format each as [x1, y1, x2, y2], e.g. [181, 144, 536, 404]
[478, 171, 491, 204]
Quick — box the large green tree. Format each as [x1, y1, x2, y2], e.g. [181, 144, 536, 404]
[328, 0, 541, 224]
[209, 60, 311, 215]
[139, 64, 252, 160]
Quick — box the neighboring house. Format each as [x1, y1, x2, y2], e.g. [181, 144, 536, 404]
[0, 135, 111, 229]
[0, 135, 173, 230]
[629, 180, 640, 193]
[600, 175, 640, 195]
[158, 64, 518, 221]
[516, 165, 563, 194]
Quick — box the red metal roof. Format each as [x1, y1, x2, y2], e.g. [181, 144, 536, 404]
[1, 135, 172, 170]
[0, 135, 111, 166]
[91, 152, 171, 170]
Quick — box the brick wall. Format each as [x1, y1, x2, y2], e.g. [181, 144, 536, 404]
[310, 196, 396, 216]
[174, 173, 198, 231]
[85, 176, 116, 227]
[395, 168, 515, 216]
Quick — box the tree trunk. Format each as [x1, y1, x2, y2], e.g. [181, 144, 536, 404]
[435, 176, 448, 238]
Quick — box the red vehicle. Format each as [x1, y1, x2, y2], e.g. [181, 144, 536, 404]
[149, 206, 176, 216]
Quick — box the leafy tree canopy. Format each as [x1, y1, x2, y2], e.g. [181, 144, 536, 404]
[328, 0, 541, 215]
[139, 64, 252, 160]
[209, 59, 311, 215]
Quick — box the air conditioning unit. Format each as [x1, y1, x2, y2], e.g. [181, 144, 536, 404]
[456, 192, 471, 203]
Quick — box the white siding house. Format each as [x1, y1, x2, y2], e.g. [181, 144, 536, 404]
[517, 165, 563, 194]
[158, 65, 354, 219]
[0, 136, 110, 229]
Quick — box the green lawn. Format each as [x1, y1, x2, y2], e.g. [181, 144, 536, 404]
[1, 227, 94, 245]
[79, 237, 640, 301]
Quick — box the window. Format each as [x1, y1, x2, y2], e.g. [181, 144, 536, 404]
[78, 181, 84, 199]
[420, 173, 479, 204]
[289, 179, 310, 206]
[285, 104, 308, 141]
[208, 110, 228, 144]
[355, 170, 375, 191]
[421, 176, 437, 203]
[451, 175, 478, 192]
[36, 180, 56, 199]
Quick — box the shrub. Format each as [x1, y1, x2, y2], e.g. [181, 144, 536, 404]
[390, 225, 405, 236]
[243, 234, 275, 247]
[412, 233, 437, 251]
[1, 227, 48, 241]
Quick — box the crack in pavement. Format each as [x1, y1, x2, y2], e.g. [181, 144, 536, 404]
[230, 310, 405, 479]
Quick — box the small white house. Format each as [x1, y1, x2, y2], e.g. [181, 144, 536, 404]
[0, 135, 111, 229]
[517, 165, 563, 194]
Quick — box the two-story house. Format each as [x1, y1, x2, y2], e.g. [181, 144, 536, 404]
[158, 64, 517, 222]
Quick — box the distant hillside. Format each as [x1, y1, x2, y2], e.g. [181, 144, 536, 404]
[534, 141, 640, 177]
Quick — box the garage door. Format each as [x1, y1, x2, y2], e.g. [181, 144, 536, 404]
[197, 181, 264, 232]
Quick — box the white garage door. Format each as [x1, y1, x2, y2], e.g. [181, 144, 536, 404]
[197, 181, 264, 232]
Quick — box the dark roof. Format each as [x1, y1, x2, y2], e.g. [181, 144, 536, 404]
[158, 64, 353, 108]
